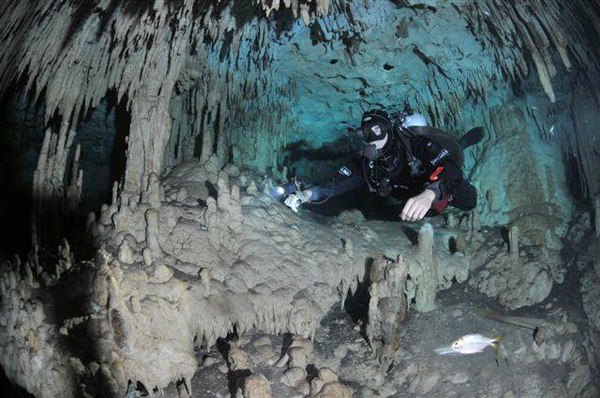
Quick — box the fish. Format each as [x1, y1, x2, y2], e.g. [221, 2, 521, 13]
[435, 333, 505, 356]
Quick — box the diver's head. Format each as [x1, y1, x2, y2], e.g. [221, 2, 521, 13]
[357, 110, 394, 160]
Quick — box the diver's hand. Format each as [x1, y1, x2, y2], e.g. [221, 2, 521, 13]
[284, 190, 311, 213]
[401, 189, 436, 222]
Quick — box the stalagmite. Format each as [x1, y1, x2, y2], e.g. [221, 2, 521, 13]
[405, 223, 440, 313]
[143, 173, 164, 209]
[124, 92, 174, 198]
[66, 144, 83, 212]
[509, 225, 520, 263]
[469, 210, 481, 233]
[418, 223, 434, 263]
[118, 235, 136, 265]
[446, 213, 458, 228]
[366, 256, 409, 369]
[456, 234, 467, 255]
[486, 189, 493, 213]
[595, 197, 600, 237]
[31, 125, 79, 247]
[145, 209, 162, 263]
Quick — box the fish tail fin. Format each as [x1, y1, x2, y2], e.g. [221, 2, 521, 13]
[491, 332, 506, 356]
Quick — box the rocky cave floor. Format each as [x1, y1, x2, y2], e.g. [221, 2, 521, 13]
[151, 232, 599, 398]
[3, 166, 599, 398]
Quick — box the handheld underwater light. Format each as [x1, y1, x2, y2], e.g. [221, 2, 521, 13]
[269, 181, 298, 199]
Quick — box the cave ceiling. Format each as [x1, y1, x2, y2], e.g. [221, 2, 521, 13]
[1, 0, 599, 212]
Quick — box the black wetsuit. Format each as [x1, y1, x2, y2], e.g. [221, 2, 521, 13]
[308, 126, 477, 214]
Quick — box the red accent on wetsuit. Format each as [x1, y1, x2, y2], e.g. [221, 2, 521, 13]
[433, 194, 451, 214]
[429, 166, 444, 181]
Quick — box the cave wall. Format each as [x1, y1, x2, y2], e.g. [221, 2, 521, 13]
[162, 0, 599, 239]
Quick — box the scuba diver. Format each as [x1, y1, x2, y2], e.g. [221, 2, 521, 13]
[277, 109, 484, 222]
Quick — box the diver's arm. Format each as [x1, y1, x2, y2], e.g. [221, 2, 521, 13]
[400, 161, 467, 220]
[307, 163, 363, 203]
[284, 162, 363, 212]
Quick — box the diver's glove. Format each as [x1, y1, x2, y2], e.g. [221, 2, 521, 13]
[284, 190, 312, 213]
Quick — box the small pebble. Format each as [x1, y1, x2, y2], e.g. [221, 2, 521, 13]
[534, 328, 545, 346]
[451, 309, 463, 318]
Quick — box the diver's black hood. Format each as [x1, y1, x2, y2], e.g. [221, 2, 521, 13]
[360, 110, 393, 142]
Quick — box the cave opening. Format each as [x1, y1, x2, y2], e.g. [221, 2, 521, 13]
[0, 83, 130, 258]
[0, 81, 48, 257]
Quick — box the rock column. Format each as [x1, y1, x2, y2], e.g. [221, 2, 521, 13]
[366, 256, 409, 369]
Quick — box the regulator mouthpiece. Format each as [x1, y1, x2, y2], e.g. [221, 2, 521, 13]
[363, 144, 380, 160]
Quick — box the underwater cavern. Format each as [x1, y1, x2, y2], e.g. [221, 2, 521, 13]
[1, 0, 600, 397]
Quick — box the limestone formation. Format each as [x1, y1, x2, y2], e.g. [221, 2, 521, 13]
[366, 256, 409, 369]
[1, 0, 600, 397]
[31, 125, 82, 247]
[0, 252, 82, 398]
[469, 244, 562, 310]
[281, 367, 307, 388]
[405, 223, 469, 312]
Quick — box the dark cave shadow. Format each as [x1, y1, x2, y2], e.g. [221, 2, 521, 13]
[282, 135, 359, 166]
[280, 333, 293, 358]
[215, 332, 253, 398]
[499, 226, 509, 248]
[0, 81, 39, 257]
[343, 257, 374, 337]
[305, 364, 319, 382]
[401, 226, 418, 245]
[0, 83, 127, 258]
[448, 236, 458, 254]
[205, 180, 218, 199]
[0, 367, 34, 398]
[105, 90, 129, 206]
